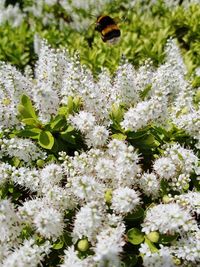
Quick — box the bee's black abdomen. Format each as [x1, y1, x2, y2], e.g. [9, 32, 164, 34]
[95, 15, 115, 32]
[102, 29, 121, 42]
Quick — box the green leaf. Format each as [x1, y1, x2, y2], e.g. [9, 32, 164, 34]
[58, 106, 68, 116]
[144, 237, 158, 253]
[127, 228, 144, 245]
[17, 128, 41, 139]
[127, 129, 149, 140]
[53, 240, 64, 250]
[38, 131, 54, 149]
[10, 157, 21, 167]
[60, 130, 77, 144]
[110, 104, 125, 123]
[111, 133, 127, 140]
[21, 118, 39, 126]
[140, 84, 152, 100]
[67, 96, 74, 114]
[122, 255, 138, 267]
[159, 234, 178, 244]
[20, 94, 37, 119]
[125, 207, 145, 221]
[18, 104, 33, 119]
[50, 115, 66, 131]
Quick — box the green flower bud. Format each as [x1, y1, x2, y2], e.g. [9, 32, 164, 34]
[36, 159, 45, 168]
[162, 195, 171, 204]
[104, 189, 112, 204]
[77, 239, 89, 252]
[146, 231, 160, 243]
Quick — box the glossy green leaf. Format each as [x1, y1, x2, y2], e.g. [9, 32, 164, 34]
[125, 207, 145, 221]
[111, 133, 127, 140]
[38, 131, 54, 149]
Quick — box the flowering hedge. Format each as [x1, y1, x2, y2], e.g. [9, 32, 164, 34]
[0, 1, 200, 267]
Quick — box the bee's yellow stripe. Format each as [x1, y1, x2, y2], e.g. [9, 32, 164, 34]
[97, 15, 105, 23]
[101, 24, 119, 36]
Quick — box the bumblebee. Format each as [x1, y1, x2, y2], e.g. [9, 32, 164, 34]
[95, 15, 121, 44]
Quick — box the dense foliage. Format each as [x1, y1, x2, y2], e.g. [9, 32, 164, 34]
[0, 1, 200, 267]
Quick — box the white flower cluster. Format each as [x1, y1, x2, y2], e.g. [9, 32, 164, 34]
[0, 38, 199, 266]
[171, 231, 200, 264]
[0, 137, 47, 163]
[0, 199, 22, 245]
[0, 62, 33, 130]
[69, 111, 109, 147]
[172, 191, 200, 216]
[64, 139, 141, 192]
[140, 243, 176, 267]
[0, 0, 24, 27]
[2, 238, 51, 267]
[142, 203, 198, 235]
[153, 143, 198, 192]
[139, 172, 160, 198]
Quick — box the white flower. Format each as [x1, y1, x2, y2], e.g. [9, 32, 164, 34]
[0, 2, 24, 27]
[11, 167, 40, 192]
[71, 175, 105, 202]
[2, 239, 51, 267]
[69, 111, 96, 133]
[33, 41, 65, 122]
[73, 201, 104, 242]
[0, 199, 22, 243]
[40, 163, 64, 188]
[121, 96, 166, 131]
[95, 157, 115, 183]
[139, 172, 160, 198]
[0, 137, 47, 163]
[0, 62, 33, 130]
[113, 62, 139, 105]
[85, 125, 109, 148]
[111, 187, 140, 214]
[34, 207, 64, 240]
[142, 203, 197, 235]
[174, 191, 200, 215]
[171, 231, 200, 263]
[43, 185, 77, 211]
[173, 110, 200, 146]
[93, 223, 125, 266]
[61, 246, 93, 267]
[153, 157, 177, 180]
[0, 162, 13, 185]
[18, 197, 46, 223]
[140, 243, 176, 267]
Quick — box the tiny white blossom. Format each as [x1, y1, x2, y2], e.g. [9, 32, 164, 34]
[0, 199, 22, 244]
[171, 231, 200, 264]
[174, 191, 200, 215]
[153, 157, 177, 180]
[93, 223, 126, 266]
[0, 137, 46, 163]
[40, 163, 64, 188]
[85, 125, 109, 148]
[11, 167, 40, 192]
[2, 239, 51, 267]
[34, 207, 64, 240]
[60, 246, 93, 267]
[69, 111, 96, 133]
[0, 1, 24, 27]
[0, 162, 13, 185]
[139, 172, 160, 198]
[140, 243, 176, 267]
[71, 175, 105, 202]
[73, 201, 104, 242]
[111, 187, 140, 214]
[142, 203, 197, 235]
